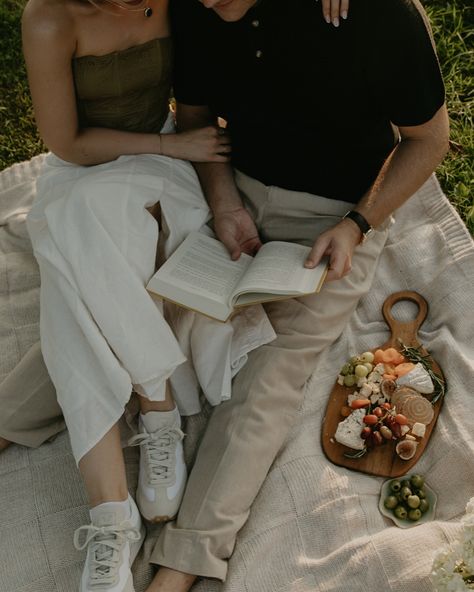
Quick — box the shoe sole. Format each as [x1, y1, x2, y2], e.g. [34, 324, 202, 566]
[147, 514, 176, 524]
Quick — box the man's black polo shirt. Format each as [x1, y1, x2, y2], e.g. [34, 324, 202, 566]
[171, 0, 445, 203]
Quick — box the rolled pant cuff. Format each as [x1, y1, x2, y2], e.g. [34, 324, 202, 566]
[0, 420, 65, 448]
[150, 524, 228, 581]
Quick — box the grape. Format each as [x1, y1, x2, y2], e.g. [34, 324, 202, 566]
[340, 363, 352, 376]
[354, 364, 369, 378]
[343, 374, 356, 387]
[360, 352, 375, 364]
[380, 425, 393, 440]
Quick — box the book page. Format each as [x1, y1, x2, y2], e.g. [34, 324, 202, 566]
[232, 241, 326, 303]
[150, 232, 252, 303]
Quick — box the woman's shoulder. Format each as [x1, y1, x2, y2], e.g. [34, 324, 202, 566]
[22, 0, 82, 47]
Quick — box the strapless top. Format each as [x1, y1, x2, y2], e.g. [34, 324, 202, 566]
[72, 37, 173, 134]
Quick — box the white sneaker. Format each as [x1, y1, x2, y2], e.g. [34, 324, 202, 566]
[73, 495, 145, 592]
[128, 407, 187, 523]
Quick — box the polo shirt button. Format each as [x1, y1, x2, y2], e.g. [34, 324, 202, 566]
[256, 50, 263, 58]
[252, 19, 260, 27]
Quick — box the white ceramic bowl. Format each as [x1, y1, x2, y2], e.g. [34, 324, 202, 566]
[379, 476, 437, 528]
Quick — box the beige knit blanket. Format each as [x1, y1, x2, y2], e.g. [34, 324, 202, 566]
[1, 155, 473, 592]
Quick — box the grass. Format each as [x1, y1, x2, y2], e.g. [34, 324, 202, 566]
[0, 0, 472, 233]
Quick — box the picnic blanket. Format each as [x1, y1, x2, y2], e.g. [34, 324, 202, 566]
[1, 155, 473, 592]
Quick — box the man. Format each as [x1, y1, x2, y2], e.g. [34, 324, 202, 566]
[146, 0, 449, 590]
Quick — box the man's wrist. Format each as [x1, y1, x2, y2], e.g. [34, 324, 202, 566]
[342, 210, 374, 243]
[340, 217, 364, 244]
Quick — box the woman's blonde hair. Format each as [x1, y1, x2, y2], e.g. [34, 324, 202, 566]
[86, 0, 148, 12]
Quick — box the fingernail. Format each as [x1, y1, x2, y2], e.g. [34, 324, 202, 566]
[341, 10, 347, 19]
[305, 260, 313, 268]
[333, 17, 339, 27]
[324, 15, 330, 23]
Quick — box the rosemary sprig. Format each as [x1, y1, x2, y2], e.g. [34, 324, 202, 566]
[398, 340, 446, 404]
[344, 448, 367, 459]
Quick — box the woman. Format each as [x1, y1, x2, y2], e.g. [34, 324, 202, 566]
[20, 0, 350, 591]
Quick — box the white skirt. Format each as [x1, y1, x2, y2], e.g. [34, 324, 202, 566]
[26, 133, 275, 462]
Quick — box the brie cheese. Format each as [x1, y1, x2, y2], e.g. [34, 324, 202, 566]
[396, 363, 434, 394]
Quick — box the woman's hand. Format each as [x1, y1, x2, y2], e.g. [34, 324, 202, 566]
[321, 0, 350, 27]
[161, 126, 231, 163]
[304, 218, 361, 282]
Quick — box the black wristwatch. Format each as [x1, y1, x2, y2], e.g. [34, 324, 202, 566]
[342, 210, 374, 243]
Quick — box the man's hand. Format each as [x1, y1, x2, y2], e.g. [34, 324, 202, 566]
[304, 219, 361, 282]
[213, 207, 262, 260]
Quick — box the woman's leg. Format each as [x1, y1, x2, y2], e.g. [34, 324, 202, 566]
[79, 422, 128, 507]
[75, 422, 145, 592]
[131, 383, 187, 523]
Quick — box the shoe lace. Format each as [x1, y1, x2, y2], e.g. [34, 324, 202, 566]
[128, 426, 184, 485]
[73, 523, 142, 587]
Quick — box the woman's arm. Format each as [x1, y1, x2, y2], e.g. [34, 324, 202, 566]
[22, 1, 230, 166]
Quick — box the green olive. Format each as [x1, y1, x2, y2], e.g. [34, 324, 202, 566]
[400, 486, 412, 501]
[416, 488, 427, 500]
[384, 496, 399, 510]
[407, 495, 420, 509]
[394, 505, 408, 520]
[401, 479, 411, 490]
[419, 499, 430, 514]
[389, 480, 401, 493]
[410, 474, 425, 489]
[408, 509, 422, 521]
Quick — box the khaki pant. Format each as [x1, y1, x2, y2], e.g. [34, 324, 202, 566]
[0, 342, 63, 447]
[150, 171, 392, 580]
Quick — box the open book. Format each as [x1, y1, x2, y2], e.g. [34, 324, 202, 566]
[147, 231, 328, 322]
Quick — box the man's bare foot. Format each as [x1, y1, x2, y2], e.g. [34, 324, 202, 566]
[145, 567, 196, 592]
[0, 437, 12, 452]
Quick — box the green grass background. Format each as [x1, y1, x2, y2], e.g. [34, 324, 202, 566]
[1, 0, 472, 233]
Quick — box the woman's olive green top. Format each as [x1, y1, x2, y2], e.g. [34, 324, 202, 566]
[72, 37, 172, 134]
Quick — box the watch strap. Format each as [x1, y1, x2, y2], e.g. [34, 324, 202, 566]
[343, 210, 373, 241]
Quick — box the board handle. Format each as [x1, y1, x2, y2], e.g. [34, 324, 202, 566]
[382, 291, 428, 347]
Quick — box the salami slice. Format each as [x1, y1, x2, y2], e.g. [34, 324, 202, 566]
[399, 396, 434, 426]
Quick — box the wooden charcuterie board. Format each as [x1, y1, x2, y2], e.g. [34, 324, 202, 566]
[321, 291, 445, 477]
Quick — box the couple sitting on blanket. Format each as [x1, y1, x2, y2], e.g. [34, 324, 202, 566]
[4, 0, 448, 591]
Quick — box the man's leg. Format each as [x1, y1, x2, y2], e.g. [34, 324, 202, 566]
[149, 173, 392, 581]
[0, 342, 64, 449]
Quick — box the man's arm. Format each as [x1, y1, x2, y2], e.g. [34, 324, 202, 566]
[305, 104, 450, 281]
[177, 103, 262, 260]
